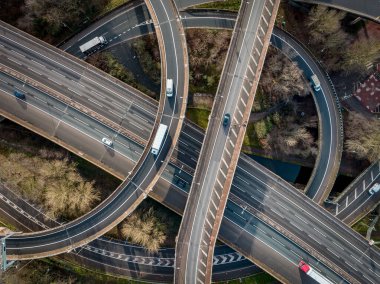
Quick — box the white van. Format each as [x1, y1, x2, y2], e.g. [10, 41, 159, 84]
[166, 79, 174, 97]
[310, 74, 321, 92]
[369, 183, 380, 195]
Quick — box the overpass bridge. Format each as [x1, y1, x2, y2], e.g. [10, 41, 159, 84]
[0, 0, 191, 258]
[293, 0, 380, 24]
[63, 2, 344, 207]
[332, 160, 380, 225]
[0, 1, 378, 282]
[175, 1, 280, 282]
[0, 182, 260, 282]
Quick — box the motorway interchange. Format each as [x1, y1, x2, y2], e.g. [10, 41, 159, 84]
[0, 0, 380, 283]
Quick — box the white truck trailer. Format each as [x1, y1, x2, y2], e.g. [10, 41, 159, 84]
[299, 261, 333, 284]
[79, 36, 107, 54]
[151, 124, 168, 155]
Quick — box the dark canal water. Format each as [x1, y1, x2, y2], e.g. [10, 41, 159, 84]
[250, 154, 354, 195]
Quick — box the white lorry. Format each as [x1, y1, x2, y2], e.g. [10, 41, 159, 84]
[151, 124, 168, 155]
[166, 79, 174, 97]
[310, 74, 321, 92]
[79, 36, 107, 54]
[299, 261, 333, 284]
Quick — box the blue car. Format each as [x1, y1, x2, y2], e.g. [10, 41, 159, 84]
[14, 91, 26, 100]
[223, 113, 230, 127]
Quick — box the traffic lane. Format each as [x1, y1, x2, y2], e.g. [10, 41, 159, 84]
[60, 0, 146, 50]
[180, 122, 204, 148]
[271, 30, 341, 202]
[203, 0, 269, 191]
[0, 49, 154, 140]
[87, 1, 344, 206]
[0, 84, 143, 181]
[55, 124, 137, 177]
[294, 0, 380, 22]
[0, 184, 59, 230]
[0, 84, 348, 282]
[306, 87, 337, 202]
[65, 250, 174, 283]
[0, 90, 61, 135]
[238, 155, 368, 253]
[153, 173, 339, 283]
[78, 244, 175, 274]
[0, 183, 174, 281]
[338, 189, 380, 224]
[0, 7, 348, 276]
[0, 183, 259, 283]
[78, 20, 156, 59]
[231, 179, 361, 274]
[236, 158, 380, 283]
[2, 8, 187, 255]
[175, 0, 217, 9]
[0, 23, 159, 114]
[335, 161, 380, 203]
[90, 238, 174, 257]
[152, 2, 185, 119]
[223, 199, 347, 284]
[6, 177, 143, 256]
[177, 0, 270, 280]
[175, 135, 201, 166]
[14, 0, 194, 258]
[269, 30, 341, 203]
[181, 14, 235, 30]
[150, 175, 188, 214]
[64, 2, 151, 55]
[238, 155, 378, 260]
[0, 72, 143, 168]
[0, 194, 44, 232]
[219, 211, 310, 284]
[161, 164, 192, 194]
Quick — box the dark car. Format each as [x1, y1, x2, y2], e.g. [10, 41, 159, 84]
[14, 91, 26, 100]
[176, 178, 186, 188]
[223, 113, 230, 127]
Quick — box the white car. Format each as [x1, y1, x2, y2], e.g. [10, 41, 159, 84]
[369, 183, 380, 195]
[101, 137, 113, 146]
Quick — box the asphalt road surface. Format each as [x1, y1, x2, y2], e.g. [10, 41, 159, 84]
[0, 182, 260, 283]
[0, 9, 189, 258]
[294, 0, 380, 23]
[61, 1, 344, 206]
[0, 2, 378, 284]
[175, 0, 279, 282]
[60, 1, 344, 205]
[334, 160, 380, 225]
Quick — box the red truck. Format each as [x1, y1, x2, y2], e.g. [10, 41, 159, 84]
[299, 261, 333, 284]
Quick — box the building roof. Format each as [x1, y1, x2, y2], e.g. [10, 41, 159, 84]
[354, 70, 380, 113]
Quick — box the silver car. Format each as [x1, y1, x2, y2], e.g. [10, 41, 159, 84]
[101, 137, 113, 146]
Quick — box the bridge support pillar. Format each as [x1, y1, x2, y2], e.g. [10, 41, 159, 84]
[1, 232, 20, 271]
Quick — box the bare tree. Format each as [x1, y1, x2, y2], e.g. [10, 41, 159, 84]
[17, 0, 105, 38]
[44, 175, 99, 219]
[260, 47, 307, 104]
[120, 207, 166, 252]
[306, 5, 346, 45]
[304, 5, 347, 71]
[345, 111, 380, 162]
[265, 123, 317, 158]
[340, 39, 380, 74]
